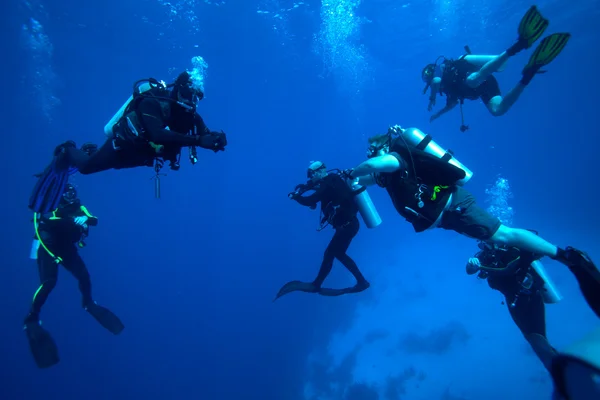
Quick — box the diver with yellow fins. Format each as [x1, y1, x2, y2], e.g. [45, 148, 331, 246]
[345, 125, 598, 306]
[466, 237, 563, 372]
[274, 161, 380, 301]
[423, 5, 571, 131]
[24, 183, 124, 369]
[28, 71, 228, 214]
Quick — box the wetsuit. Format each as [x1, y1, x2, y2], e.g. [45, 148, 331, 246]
[61, 87, 227, 175]
[291, 173, 369, 294]
[374, 136, 501, 240]
[469, 245, 558, 371]
[273, 173, 370, 301]
[26, 200, 99, 320]
[439, 58, 501, 107]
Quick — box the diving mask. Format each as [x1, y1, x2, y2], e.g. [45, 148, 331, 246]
[62, 184, 77, 205]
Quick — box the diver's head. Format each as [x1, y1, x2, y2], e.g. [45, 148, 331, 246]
[172, 71, 204, 112]
[421, 63, 436, 84]
[61, 183, 78, 206]
[307, 161, 327, 183]
[366, 133, 391, 158]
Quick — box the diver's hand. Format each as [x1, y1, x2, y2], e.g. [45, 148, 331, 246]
[340, 168, 355, 179]
[74, 216, 88, 226]
[212, 131, 227, 152]
[466, 257, 481, 275]
[427, 97, 436, 111]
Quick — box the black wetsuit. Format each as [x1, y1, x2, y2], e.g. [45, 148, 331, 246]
[63, 87, 227, 175]
[293, 173, 368, 291]
[471, 245, 557, 371]
[27, 200, 98, 319]
[439, 58, 501, 106]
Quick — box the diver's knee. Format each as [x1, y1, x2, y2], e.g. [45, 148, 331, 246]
[41, 278, 58, 292]
[487, 98, 507, 116]
[490, 224, 512, 244]
[465, 73, 482, 88]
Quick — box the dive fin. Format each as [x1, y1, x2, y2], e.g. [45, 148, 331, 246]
[517, 5, 549, 49]
[521, 33, 571, 84]
[273, 280, 318, 302]
[508, 6, 549, 56]
[24, 321, 60, 369]
[86, 303, 125, 335]
[29, 142, 78, 214]
[318, 281, 371, 297]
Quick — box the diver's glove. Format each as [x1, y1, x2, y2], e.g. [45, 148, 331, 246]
[199, 131, 227, 152]
[466, 257, 481, 275]
[74, 216, 88, 226]
[339, 168, 355, 179]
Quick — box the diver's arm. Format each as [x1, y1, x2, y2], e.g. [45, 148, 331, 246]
[356, 174, 376, 187]
[193, 113, 211, 135]
[349, 154, 403, 178]
[294, 187, 323, 208]
[138, 99, 203, 146]
[430, 97, 458, 121]
[428, 77, 442, 109]
[79, 205, 98, 226]
[193, 113, 227, 151]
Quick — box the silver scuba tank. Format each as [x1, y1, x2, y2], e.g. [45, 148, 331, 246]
[30, 239, 40, 260]
[103, 81, 158, 138]
[530, 260, 563, 304]
[399, 127, 473, 186]
[348, 180, 382, 229]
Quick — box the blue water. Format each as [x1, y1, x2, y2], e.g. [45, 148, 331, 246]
[2, 0, 599, 399]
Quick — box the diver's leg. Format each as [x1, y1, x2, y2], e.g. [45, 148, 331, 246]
[334, 218, 369, 288]
[63, 139, 120, 175]
[485, 85, 526, 116]
[25, 250, 59, 323]
[60, 248, 93, 307]
[313, 236, 337, 288]
[490, 226, 559, 258]
[509, 292, 557, 371]
[465, 53, 511, 88]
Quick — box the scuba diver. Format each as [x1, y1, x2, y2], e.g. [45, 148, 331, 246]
[466, 238, 561, 372]
[345, 124, 597, 295]
[422, 6, 571, 131]
[29, 71, 228, 214]
[274, 161, 371, 301]
[24, 183, 124, 369]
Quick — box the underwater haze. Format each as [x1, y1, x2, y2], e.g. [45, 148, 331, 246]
[2, 0, 599, 399]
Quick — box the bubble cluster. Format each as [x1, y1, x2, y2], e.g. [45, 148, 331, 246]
[485, 175, 514, 226]
[188, 56, 209, 94]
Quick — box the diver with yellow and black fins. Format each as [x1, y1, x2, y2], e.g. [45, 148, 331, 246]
[274, 161, 381, 301]
[346, 125, 598, 300]
[24, 183, 124, 369]
[423, 5, 571, 131]
[466, 236, 563, 372]
[29, 71, 228, 214]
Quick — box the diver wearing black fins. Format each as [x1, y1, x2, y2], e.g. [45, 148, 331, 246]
[466, 237, 562, 372]
[274, 161, 371, 301]
[24, 184, 124, 369]
[29, 71, 228, 214]
[423, 5, 571, 131]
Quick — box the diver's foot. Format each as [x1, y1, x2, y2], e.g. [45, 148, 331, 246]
[352, 280, 371, 292]
[53, 141, 76, 157]
[81, 143, 98, 156]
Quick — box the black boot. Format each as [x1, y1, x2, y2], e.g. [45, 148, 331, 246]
[81, 143, 98, 156]
[554, 247, 600, 318]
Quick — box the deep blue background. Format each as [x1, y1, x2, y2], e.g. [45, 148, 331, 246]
[1, 0, 598, 399]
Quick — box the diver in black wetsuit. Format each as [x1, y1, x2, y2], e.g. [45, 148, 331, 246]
[274, 161, 370, 301]
[466, 238, 558, 372]
[57, 71, 227, 175]
[24, 184, 124, 369]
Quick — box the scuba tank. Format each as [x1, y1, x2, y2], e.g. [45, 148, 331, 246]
[530, 260, 563, 304]
[399, 127, 473, 186]
[348, 179, 382, 229]
[29, 239, 40, 260]
[103, 79, 167, 138]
